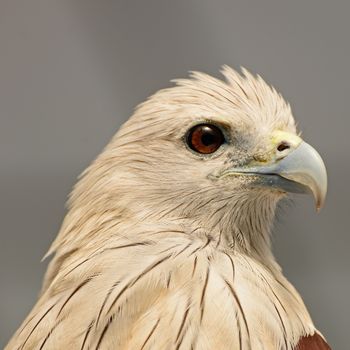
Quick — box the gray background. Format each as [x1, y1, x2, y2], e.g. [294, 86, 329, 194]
[0, 1, 349, 348]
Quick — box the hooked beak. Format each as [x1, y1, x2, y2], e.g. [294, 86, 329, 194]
[222, 131, 328, 211]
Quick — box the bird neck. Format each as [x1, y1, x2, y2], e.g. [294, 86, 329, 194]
[147, 189, 280, 264]
[128, 189, 281, 267]
[187, 198, 278, 267]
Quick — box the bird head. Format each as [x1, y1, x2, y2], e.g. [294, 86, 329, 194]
[65, 66, 327, 254]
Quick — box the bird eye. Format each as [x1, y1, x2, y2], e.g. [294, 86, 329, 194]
[187, 124, 225, 154]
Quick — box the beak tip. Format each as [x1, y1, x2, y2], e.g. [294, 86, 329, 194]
[315, 190, 327, 212]
[316, 197, 325, 212]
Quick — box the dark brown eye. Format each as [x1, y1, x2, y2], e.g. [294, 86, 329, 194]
[187, 124, 225, 154]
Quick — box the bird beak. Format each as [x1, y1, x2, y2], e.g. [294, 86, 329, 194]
[222, 131, 328, 211]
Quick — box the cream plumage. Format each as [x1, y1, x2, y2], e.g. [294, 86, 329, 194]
[6, 66, 331, 349]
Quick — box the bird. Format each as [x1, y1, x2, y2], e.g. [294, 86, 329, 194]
[6, 66, 331, 350]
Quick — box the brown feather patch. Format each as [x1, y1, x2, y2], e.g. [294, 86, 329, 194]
[295, 333, 331, 350]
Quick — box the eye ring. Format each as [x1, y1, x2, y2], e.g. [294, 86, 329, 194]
[186, 123, 225, 154]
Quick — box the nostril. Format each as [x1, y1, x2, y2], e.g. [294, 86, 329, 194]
[277, 141, 291, 152]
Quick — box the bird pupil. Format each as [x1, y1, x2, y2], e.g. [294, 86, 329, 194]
[201, 132, 216, 146]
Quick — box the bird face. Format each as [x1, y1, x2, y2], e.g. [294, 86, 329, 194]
[97, 67, 327, 244]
